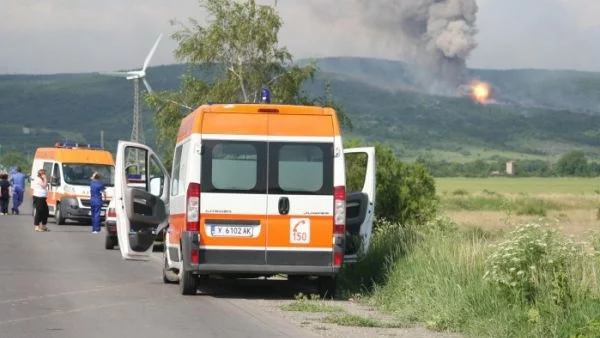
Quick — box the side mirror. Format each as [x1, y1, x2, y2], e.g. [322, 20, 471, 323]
[51, 177, 60, 186]
[149, 176, 162, 196]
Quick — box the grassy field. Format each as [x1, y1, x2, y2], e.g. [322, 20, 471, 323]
[435, 177, 600, 240]
[436, 177, 600, 195]
[340, 178, 600, 337]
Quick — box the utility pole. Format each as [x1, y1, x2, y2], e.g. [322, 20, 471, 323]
[100, 130, 104, 148]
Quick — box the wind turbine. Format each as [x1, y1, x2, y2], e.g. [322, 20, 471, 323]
[100, 34, 163, 146]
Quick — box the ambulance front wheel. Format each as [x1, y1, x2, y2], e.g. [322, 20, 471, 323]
[54, 205, 65, 225]
[317, 276, 337, 299]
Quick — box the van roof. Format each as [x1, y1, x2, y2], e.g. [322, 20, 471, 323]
[176, 104, 341, 142]
[34, 147, 115, 165]
[202, 104, 333, 115]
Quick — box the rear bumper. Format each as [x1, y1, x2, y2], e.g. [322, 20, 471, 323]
[192, 264, 338, 276]
[59, 197, 107, 221]
[104, 220, 117, 235]
[179, 231, 338, 276]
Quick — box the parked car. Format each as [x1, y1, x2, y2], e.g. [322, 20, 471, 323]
[104, 199, 118, 250]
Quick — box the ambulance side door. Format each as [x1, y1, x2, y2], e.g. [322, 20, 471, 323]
[343, 147, 376, 263]
[114, 141, 170, 260]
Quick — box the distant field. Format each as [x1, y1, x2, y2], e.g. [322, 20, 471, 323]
[436, 177, 600, 195]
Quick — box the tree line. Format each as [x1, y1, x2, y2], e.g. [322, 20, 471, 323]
[418, 149, 600, 177]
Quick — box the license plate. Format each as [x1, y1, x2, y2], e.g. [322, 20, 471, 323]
[87, 210, 106, 216]
[210, 225, 253, 237]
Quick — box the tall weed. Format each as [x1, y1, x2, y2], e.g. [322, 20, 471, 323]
[367, 218, 600, 337]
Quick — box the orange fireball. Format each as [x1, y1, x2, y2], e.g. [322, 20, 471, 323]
[470, 81, 491, 104]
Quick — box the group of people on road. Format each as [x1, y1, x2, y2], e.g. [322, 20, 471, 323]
[0, 166, 106, 234]
[30, 169, 106, 233]
[0, 167, 28, 216]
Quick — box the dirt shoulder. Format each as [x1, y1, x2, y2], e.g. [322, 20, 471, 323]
[252, 295, 464, 338]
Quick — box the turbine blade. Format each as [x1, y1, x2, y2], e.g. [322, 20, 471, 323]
[142, 34, 163, 72]
[142, 77, 153, 93]
[98, 71, 129, 77]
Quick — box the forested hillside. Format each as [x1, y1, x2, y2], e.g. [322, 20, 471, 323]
[1, 57, 599, 163]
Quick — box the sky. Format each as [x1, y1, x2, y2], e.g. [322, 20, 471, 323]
[1, 0, 598, 74]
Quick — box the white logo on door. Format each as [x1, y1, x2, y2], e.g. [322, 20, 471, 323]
[290, 218, 310, 244]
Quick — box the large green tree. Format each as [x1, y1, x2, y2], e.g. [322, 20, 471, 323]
[147, 0, 348, 166]
[556, 149, 588, 176]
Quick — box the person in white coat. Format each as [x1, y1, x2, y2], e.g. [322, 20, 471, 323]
[32, 168, 49, 232]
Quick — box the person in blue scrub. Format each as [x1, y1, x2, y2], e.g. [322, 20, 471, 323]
[9, 167, 29, 215]
[90, 172, 106, 234]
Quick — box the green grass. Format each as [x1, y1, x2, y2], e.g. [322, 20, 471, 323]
[281, 300, 342, 313]
[436, 177, 600, 195]
[281, 293, 344, 313]
[441, 195, 563, 215]
[357, 218, 600, 338]
[323, 313, 399, 328]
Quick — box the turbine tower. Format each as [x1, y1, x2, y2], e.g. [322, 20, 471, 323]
[100, 34, 163, 145]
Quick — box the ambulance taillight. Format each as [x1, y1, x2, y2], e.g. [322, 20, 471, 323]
[186, 183, 201, 232]
[333, 186, 346, 268]
[333, 186, 346, 235]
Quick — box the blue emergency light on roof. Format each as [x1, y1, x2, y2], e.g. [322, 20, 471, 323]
[260, 87, 271, 104]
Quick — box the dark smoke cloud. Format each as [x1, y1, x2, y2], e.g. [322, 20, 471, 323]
[359, 0, 478, 93]
[312, 0, 479, 94]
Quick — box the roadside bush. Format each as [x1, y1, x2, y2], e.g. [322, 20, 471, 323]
[345, 139, 438, 225]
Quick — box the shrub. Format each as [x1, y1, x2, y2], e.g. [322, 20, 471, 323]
[345, 140, 438, 225]
[452, 189, 469, 196]
[483, 223, 582, 305]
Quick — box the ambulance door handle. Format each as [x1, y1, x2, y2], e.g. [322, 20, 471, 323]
[278, 196, 289, 215]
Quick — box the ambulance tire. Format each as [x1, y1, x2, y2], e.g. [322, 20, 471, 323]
[104, 234, 116, 250]
[317, 276, 337, 299]
[162, 250, 179, 284]
[55, 205, 65, 225]
[179, 270, 198, 295]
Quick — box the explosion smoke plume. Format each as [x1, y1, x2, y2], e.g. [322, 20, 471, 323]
[349, 0, 479, 93]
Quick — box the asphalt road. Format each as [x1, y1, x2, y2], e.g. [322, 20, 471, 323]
[0, 194, 320, 338]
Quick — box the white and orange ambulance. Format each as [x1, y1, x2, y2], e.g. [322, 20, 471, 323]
[31, 142, 115, 224]
[114, 101, 376, 296]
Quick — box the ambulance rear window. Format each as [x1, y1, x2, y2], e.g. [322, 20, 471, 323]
[269, 142, 333, 195]
[201, 141, 267, 194]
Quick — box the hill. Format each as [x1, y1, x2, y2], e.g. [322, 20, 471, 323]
[1, 57, 600, 163]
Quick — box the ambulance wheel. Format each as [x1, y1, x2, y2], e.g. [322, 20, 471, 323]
[179, 270, 198, 295]
[104, 234, 116, 250]
[317, 276, 337, 299]
[162, 249, 178, 284]
[55, 206, 65, 225]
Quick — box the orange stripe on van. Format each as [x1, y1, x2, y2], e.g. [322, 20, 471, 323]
[170, 213, 334, 250]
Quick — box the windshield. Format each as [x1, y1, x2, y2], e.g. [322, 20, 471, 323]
[62, 163, 115, 187]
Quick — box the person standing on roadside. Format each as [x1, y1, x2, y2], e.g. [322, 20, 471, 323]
[9, 167, 28, 215]
[0, 173, 10, 215]
[32, 169, 49, 232]
[90, 172, 106, 234]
